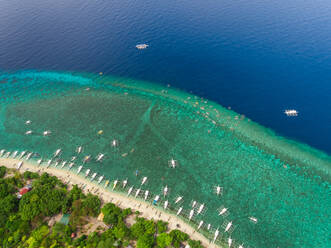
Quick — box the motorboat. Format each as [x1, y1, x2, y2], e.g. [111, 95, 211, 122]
[136, 43, 149, 49]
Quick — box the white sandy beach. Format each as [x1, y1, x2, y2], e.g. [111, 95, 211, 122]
[0, 157, 219, 248]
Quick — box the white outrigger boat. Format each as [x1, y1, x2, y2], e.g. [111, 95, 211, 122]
[25, 120, 32, 125]
[176, 207, 183, 216]
[239, 244, 244, 248]
[37, 159, 42, 166]
[76, 146, 83, 154]
[0, 150, 5, 156]
[61, 161, 67, 168]
[43, 130, 51, 136]
[249, 216, 258, 224]
[207, 224, 211, 230]
[122, 179, 128, 188]
[168, 158, 177, 168]
[98, 175, 104, 184]
[5, 151, 11, 158]
[175, 196, 183, 204]
[164, 200, 169, 209]
[144, 190, 149, 200]
[135, 188, 141, 198]
[54, 149, 61, 157]
[111, 139, 118, 147]
[77, 165, 83, 174]
[12, 151, 18, 158]
[215, 185, 223, 196]
[225, 221, 233, 232]
[141, 176, 147, 185]
[197, 203, 205, 215]
[113, 180, 118, 190]
[197, 220, 204, 230]
[18, 151, 26, 159]
[228, 237, 233, 247]
[91, 172, 97, 181]
[96, 153, 104, 162]
[25, 130, 32, 135]
[54, 161, 59, 167]
[218, 207, 228, 216]
[213, 228, 219, 243]
[85, 169, 91, 177]
[26, 152, 33, 160]
[189, 209, 194, 220]
[17, 161, 23, 170]
[127, 186, 133, 196]
[163, 185, 168, 197]
[192, 200, 197, 208]
[47, 159, 52, 168]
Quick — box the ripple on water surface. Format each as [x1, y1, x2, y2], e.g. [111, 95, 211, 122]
[0, 71, 330, 248]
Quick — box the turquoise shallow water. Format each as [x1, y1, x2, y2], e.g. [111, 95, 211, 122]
[0, 71, 330, 248]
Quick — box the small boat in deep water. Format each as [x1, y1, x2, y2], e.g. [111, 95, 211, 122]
[136, 44, 149, 49]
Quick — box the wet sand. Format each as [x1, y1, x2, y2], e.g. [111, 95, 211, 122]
[0, 157, 218, 248]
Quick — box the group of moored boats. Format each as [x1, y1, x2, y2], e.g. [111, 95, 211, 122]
[0, 147, 258, 247]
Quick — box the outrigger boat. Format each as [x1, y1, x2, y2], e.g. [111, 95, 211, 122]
[68, 162, 74, 169]
[164, 200, 169, 209]
[163, 185, 168, 197]
[144, 190, 149, 200]
[113, 180, 118, 190]
[197, 203, 205, 214]
[0, 150, 5, 156]
[213, 228, 219, 243]
[219, 207, 228, 216]
[122, 179, 128, 188]
[153, 195, 160, 205]
[228, 237, 233, 247]
[96, 153, 104, 162]
[91, 172, 97, 180]
[26, 152, 33, 160]
[175, 196, 183, 204]
[17, 161, 23, 170]
[98, 175, 104, 184]
[54, 149, 61, 157]
[135, 188, 141, 197]
[85, 169, 91, 177]
[168, 158, 177, 168]
[47, 159, 52, 168]
[12, 151, 18, 158]
[76, 146, 83, 154]
[197, 220, 204, 229]
[43, 130, 51, 136]
[61, 161, 67, 168]
[105, 180, 110, 187]
[141, 176, 147, 185]
[225, 221, 233, 232]
[5, 151, 10, 158]
[189, 209, 194, 220]
[176, 207, 183, 216]
[127, 186, 133, 196]
[25, 130, 32, 135]
[37, 159, 42, 166]
[77, 165, 83, 174]
[192, 200, 197, 208]
[18, 151, 26, 159]
[249, 216, 258, 223]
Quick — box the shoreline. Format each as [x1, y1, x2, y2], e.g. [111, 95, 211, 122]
[0, 157, 219, 248]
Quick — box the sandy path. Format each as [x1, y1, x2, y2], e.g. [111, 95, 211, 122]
[0, 157, 218, 248]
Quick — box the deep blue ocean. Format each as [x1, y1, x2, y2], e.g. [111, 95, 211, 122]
[0, 0, 330, 154]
